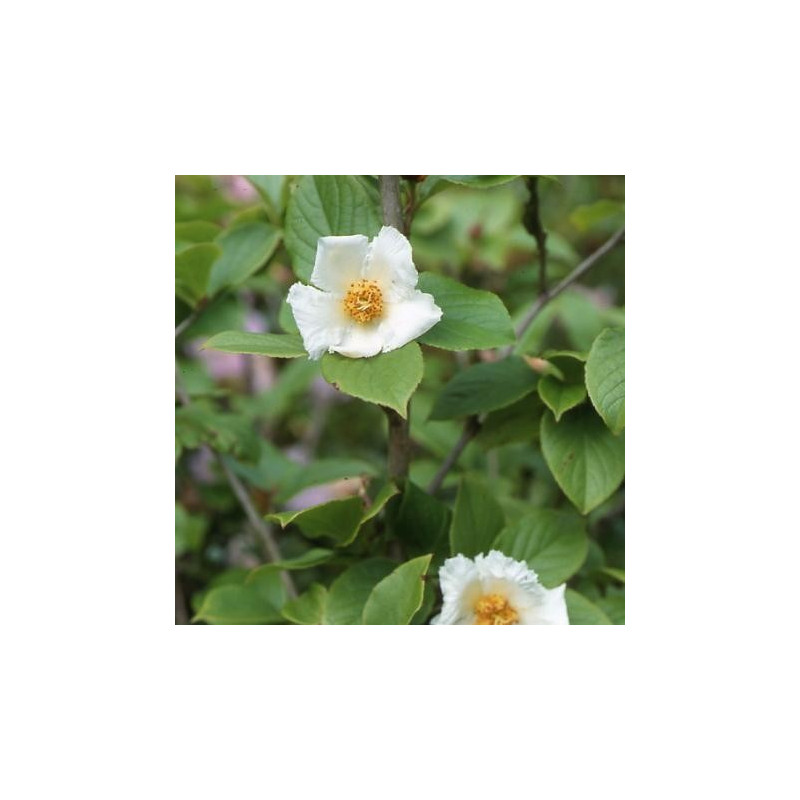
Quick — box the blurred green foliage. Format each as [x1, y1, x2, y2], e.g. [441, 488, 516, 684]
[175, 175, 624, 625]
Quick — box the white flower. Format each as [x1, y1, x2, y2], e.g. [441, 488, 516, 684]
[287, 226, 442, 360]
[430, 550, 569, 625]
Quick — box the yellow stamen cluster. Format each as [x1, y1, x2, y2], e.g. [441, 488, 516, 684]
[343, 279, 384, 324]
[474, 593, 519, 625]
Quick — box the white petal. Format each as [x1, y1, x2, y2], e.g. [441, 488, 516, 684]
[434, 603, 462, 625]
[329, 322, 384, 359]
[520, 583, 569, 625]
[286, 283, 347, 360]
[311, 235, 369, 295]
[363, 226, 418, 298]
[377, 291, 442, 353]
[475, 550, 542, 592]
[438, 554, 478, 604]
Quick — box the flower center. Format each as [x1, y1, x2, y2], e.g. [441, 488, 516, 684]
[343, 279, 384, 324]
[474, 593, 519, 625]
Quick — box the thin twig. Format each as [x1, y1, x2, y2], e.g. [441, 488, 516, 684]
[426, 416, 482, 496]
[523, 177, 548, 297]
[175, 363, 298, 599]
[214, 456, 297, 599]
[431, 228, 625, 487]
[175, 306, 202, 339]
[501, 226, 625, 357]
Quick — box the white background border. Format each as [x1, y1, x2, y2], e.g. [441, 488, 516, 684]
[3, 2, 798, 797]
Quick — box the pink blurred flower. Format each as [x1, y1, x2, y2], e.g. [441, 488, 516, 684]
[284, 478, 364, 512]
[188, 311, 275, 390]
[218, 175, 258, 203]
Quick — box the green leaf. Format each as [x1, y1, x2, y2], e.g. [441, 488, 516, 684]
[557, 291, 624, 353]
[229, 205, 269, 228]
[598, 566, 625, 583]
[540, 405, 625, 514]
[321, 342, 423, 418]
[439, 175, 520, 188]
[543, 348, 587, 360]
[409, 391, 465, 458]
[541, 350, 587, 371]
[565, 589, 612, 624]
[282, 584, 328, 624]
[208, 222, 282, 294]
[362, 554, 433, 625]
[175, 503, 208, 557]
[192, 571, 285, 624]
[268, 497, 365, 547]
[417, 274, 515, 351]
[239, 359, 318, 423]
[429, 357, 538, 420]
[246, 175, 287, 222]
[284, 175, 381, 281]
[585, 328, 625, 434]
[538, 377, 587, 421]
[411, 585, 437, 624]
[516, 289, 621, 355]
[476, 394, 543, 450]
[581, 538, 606, 574]
[389, 481, 451, 553]
[362, 482, 400, 522]
[525, 357, 566, 381]
[596, 594, 625, 624]
[278, 298, 299, 333]
[208, 568, 251, 588]
[175, 243, 220, 306]
[176, 294, 246, 340]
[569, 200, 624, 233]
[414, 176, 451, 206]
[176, 220, 222, 246]
[325, 558, 396, 624]
[176, 358, 224, 399]
[189, 569, 245, 616]
[224, 440, 297, 493]
[450, 476, 506, 557]
[175, 404, 260, 461]
[493, 508, 588, 588]
[537, 353, 589, 420]
[246, 549, 334, 583]
[202, 331, 307, 358]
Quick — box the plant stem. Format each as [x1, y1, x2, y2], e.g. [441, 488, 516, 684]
[379, 175, 413, 486]
[385, 407, 411, 482]
[523, 177, 548, 297]
[379, 175, 405, 231]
